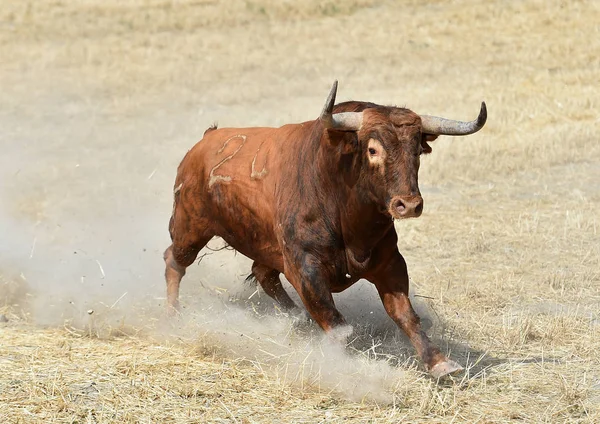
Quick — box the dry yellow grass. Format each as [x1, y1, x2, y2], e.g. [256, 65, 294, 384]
[1, 0, 599, 422]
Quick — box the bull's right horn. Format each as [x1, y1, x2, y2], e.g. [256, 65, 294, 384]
[320, 81, 363, 131]
[420, 102, 487, 136]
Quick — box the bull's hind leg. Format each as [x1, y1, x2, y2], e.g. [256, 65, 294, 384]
[164, 214, 213, 315]
[249, 262, 298, 311]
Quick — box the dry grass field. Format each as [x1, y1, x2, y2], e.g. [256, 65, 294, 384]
[1, 0, 599, 422]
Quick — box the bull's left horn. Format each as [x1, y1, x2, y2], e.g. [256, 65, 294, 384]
[420, 102, 487, 136]
[320, 81, 363, 131]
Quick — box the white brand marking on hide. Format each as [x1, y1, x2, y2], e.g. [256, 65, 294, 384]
[250, 141, 268, 180]
[209, 135, 247, 188]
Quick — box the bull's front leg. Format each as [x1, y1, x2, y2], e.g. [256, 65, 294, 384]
[367, 242, 463, 378]
[284, 253, 352, 341]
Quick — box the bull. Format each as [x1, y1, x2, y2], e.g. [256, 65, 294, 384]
[164, 81, 487, 378]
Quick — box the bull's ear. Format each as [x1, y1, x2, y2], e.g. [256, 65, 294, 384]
[421, 133, 438, 154]
[328, 130, 358, 154]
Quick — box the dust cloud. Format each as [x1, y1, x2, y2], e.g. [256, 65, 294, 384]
[0, 80, 439, 402]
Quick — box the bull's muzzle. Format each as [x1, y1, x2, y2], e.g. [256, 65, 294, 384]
[389, 195, 423, 219]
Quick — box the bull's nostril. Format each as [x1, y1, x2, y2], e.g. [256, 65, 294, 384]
[415, 202, 423, 215]
[395, 199, 406, 214]
[390, 196, 424, 218]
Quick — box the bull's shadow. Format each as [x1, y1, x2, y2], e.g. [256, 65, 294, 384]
[229, 277, 561, 381]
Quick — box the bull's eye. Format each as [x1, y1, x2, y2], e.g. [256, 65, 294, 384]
[367, 138, 385, 168]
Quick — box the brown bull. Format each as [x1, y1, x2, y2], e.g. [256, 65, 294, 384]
[164, 81, 487, 378]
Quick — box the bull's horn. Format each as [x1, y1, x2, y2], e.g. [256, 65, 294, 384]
[320, 80, 363, 131]
[420, 102, 487, 135]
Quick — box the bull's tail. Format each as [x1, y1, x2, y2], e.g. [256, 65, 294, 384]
[204, 123, 218, 136]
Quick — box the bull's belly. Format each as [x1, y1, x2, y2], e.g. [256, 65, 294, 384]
[207, 185, 284, 272]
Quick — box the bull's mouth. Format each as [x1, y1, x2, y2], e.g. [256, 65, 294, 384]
[388, 204, 403, 220]
[379, 204, 395, 220]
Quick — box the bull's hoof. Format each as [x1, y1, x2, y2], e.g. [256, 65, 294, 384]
[289, 307, 310, 321]
[328, 325, 354, 344]
[166, 305, 181, 319]
[429, 360, 464, 379]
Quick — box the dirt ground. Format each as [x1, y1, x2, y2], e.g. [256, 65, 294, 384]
[1, 0, 599, 422]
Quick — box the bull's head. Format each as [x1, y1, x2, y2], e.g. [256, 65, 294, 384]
[320, 81, 487, 219]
